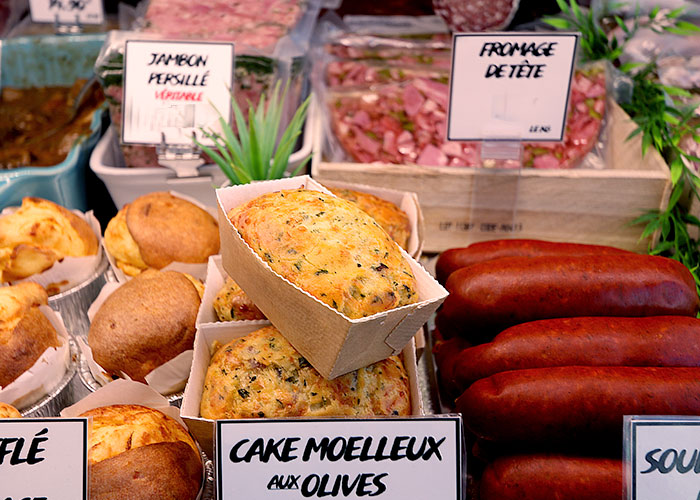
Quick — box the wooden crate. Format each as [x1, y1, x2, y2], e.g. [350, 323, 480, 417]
[311, 102, 671, 253]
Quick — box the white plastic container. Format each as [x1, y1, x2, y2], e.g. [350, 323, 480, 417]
[90, 119, 314, 208]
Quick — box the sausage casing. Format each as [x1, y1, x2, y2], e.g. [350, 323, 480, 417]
[437, 254, 699, 339]
[435, 239, 631, 284]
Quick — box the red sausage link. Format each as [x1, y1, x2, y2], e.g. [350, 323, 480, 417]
[457, 366, 700, 444]
[432, 336, 471, 399]
[437, 254, 699, 339]
[452, 316, 700, 391]
[435, 239, 632, 285]
[480, 454, 622, 500]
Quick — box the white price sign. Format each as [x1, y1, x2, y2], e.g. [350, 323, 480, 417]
[29, 0, 104, 25]
[447, 33, 579, 142]
[216, 417, 463, 500]
[0, 418, 88, 500]
[122, 40, 235, 147]
[626, 416, 700, 500]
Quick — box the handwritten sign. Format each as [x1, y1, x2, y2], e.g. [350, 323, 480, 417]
[28, 0, 104, 25]
[447, 33, 578, 142]
[625, 416, 700, 500]
[0, 418, 88, 500]
[216, 417, 462, 499]
[122, 40, 234, 147]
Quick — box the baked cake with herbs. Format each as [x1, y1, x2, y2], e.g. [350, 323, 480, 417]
[200, 326, 411, 419]
[227, 189, 418, 319]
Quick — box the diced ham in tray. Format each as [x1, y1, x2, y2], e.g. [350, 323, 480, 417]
[327, 65, 606, 169]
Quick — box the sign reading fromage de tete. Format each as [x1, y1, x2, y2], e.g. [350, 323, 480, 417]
[0, 418, 88, 500]
[447, 33, 579, 142]
[216, 417, 463, 500]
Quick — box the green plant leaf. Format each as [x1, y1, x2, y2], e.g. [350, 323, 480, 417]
[543, 17, 572, 29]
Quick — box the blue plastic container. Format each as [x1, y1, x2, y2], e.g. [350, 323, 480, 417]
[0, 33, 106, 211]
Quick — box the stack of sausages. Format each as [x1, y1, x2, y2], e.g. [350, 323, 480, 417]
[433, 239, 700, 500]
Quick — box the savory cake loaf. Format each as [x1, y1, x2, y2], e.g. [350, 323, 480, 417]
[213, 276, 266, 321]
[80, 404, 202, 500]
[227, 188, 418, 319]
[200, 326, 411, 419]
[0, 197, 99, 282]
[327, 187, 411, 250]
[104, 192, 219, 276]
[88, 270, 201, 382]
[0, 282, 60, 387]
[0, 402, 21, 418]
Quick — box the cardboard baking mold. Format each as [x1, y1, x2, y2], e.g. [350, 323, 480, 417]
[181, 322, 423, 457]
[215, 175, 447, 379]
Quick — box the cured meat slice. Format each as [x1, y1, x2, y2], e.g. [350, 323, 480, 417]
[432, 0, 520, 32]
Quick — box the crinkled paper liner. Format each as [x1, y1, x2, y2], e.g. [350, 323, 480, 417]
[0, 305, 70, 409]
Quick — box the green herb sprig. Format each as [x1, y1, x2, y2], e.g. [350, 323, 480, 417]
[195, 81, 312, 185]
[545, 0, 700, 296]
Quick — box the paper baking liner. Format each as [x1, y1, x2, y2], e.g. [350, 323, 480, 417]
[195, 255, 271, 331]
[47, 251, 110, 338]
[0, 306, 71, 410]
[104, 190, 218, 283]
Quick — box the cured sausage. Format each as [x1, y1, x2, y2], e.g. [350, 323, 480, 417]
[479, 454, 622, 500]
[457, 366, 700, 444]
[452, 316, 700, 390]
[436, 254, 699, 339]
[432, 335, 471, 399]
[432, 0, 520, 32]
[435, 239, 632, 285]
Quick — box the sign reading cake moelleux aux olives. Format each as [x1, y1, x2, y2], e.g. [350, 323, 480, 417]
[0, 419, 88, 500]
[216, 417, 462, 499]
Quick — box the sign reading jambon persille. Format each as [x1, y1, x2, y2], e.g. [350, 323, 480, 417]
[0, 419, 88, 500]
[216, 417, 463, 499]
[122, 40, 234, 147]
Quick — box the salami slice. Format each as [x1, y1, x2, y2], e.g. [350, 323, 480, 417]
[432, 0, 520, 32]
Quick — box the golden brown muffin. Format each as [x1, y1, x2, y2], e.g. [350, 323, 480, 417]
[103, 192, 219, 276]
[213, 276, 266, 321]
[80, 405, 202, 500]
[89, 442, 202, 500]
[228, 189, 418, 319]
[0, 197, 99, 282]
[328, 187, 411, 250]
[0, 402, 21, 418]
[200, 326, 411, 419]
[80, 404, 199, 464]
[0, 282, 60, 387]
[88, 270, 200, 383]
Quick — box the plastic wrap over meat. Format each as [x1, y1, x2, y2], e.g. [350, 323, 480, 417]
[131, 0, 320, 53]
[432, 0, 520, 32]
[94, 31, 307, 168]
[325, 64, 608, 169]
